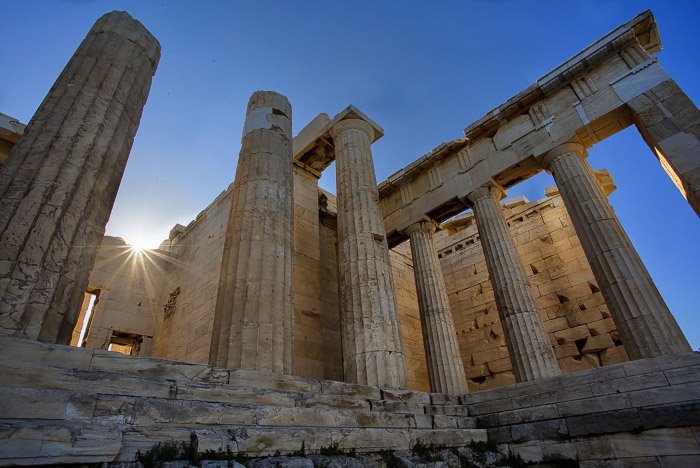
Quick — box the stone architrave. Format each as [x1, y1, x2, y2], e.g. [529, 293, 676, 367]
[628, 79, 700, 218]
[209, 91, 295, 373]
[467, 184, 561, 382]
[541, 142, 691, 359]
[331, 118, 406, 389]
[405, 220, 468, 394]
[0, 11, 160, 343]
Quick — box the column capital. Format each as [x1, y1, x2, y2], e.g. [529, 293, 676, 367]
[466, 181, 507, 205]
[539, 141, 586, 170]
[402, 218, 439, 237]
[330, 118, 374, 141]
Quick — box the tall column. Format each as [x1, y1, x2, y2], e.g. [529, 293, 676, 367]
[541, 142, 691, 358]
[209, 91, 294, 373]
[405, 220, 468, 394]
[0, 11, 160, 343]
[467, 184, 561, 382]
[331, 119, 406, 388]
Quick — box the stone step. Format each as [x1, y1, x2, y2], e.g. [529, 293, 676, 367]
[0, 420, 487, 465]
[0, 380, 476, 431]
[0, 356, 471, 425]
[0, 337, 458, 408]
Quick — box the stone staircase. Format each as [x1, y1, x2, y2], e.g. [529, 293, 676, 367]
[0, 337, 485, 465]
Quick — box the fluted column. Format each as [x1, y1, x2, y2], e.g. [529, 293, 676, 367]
[209, 91, 294, 373]
[541, 142, 691, 358]
[331, 118, 406, 388]
[468, 184, 561, 382]
[0, 11, 160, 343]
[405, 220, 468, 394]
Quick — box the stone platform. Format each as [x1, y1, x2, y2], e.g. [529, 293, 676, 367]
[0, 337, 698, 466]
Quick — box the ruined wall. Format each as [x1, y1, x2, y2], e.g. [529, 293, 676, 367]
[149, 187, 232, 363]
[435, 188, 629, 392]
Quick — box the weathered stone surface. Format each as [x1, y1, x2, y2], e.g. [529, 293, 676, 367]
[0, 11, 160, 343]
[210, 91, 294, 373]
[331, 118, 406, 388]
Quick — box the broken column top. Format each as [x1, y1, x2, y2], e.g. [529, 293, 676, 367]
[92, 11, 161, 71]
[247, 91, 292, 117]
[293, 105, 384, 176]
[243, 91, 292, 141]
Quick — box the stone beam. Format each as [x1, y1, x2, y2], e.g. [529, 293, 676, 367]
[378, 10, 678, 248]
[293, 105, 384, 175]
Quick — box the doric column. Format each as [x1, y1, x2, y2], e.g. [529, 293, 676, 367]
[541, 142, 691, 358]
[405, 220, 468, 394]
[331, 119, 406, 388]
[209, 91, 294, 373]
[0, 11, 160, 343]
[467, 184, 561, 382]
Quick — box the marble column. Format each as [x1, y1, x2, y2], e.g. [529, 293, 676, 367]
[210, 91, 294, 373]
[467, 184, 561, 382]
[405, 220, 468, 394]
[0, 11, 160, 343]
[541, 142, 691, 358]
[331, 119, 406, 388]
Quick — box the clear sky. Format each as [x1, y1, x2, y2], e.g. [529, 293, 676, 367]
[3, 1, 699, 348]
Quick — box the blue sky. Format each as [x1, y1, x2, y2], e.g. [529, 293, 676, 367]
[2, 1, 698, 348]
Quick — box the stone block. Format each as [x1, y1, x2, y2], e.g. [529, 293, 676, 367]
[664, 365, 700, 385]
[541, 441, 578, 462]
[559, 354, 600, 373]
[628, 382, 700, 408]
[554, 343, 580, 359]
[380, 389, 431, 404]
[566, 409, 642, 437]
[566, 309, 604, 328]
[511, 442, 544, 463]
[528, 385, 594, 406]
[608, 428, 700, 457]
[498, 404, 559, 426]
[0, 337, 94, 370]
[638, 401, 700, 429]
[600, 346, 629, 366]
[573, 437, 615, 461]
[582, 334, 615, 353]
[589, 372, 668, 396]
[176, 384, 296, 408]
[511, 419, 568, 443]
[658, 455, 700, 467]
[557, 394, 631, 418]
[555, 325, 590, 344]
[622, 353, 700, 377]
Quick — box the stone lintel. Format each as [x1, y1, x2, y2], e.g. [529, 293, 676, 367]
[293, 105, 384, 174]
[0, 112, 25, 144]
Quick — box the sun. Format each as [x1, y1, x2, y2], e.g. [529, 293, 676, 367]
[128, 237, 149, 253]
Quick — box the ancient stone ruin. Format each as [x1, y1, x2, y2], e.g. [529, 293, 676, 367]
[0, 9, 699, 466]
